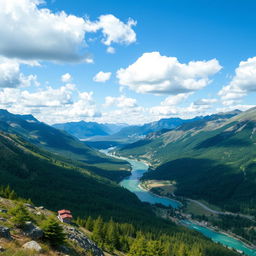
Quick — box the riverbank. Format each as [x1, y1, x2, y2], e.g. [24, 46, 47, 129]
[102, 150, 256, 255]
[138, 183, 182, 207]
[142, 184, 256, 251]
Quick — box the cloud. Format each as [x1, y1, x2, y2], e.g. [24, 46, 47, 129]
[219, 57, 256, 105]
[117, 52, 222, 95]
[93, 71, 112, 83]
[107, 46, 115, 54]
[217, 104, 255, 113]
[97, 15, 136, 46]
[61, 73, 72, 83]
[104, 95, 137, 108]
[160, 93, 192, 106]
[150, 95, 217, 119]
[194, 98, 218, 105]
[0, 0, 137, 62]
[0, 84, 100, 124]
[0, 57, 39, 88]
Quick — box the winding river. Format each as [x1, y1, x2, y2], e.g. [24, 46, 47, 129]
[120, 158, 182, 208]
[103, 150, 256, 255]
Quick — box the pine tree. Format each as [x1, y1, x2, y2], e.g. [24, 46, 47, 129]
[10, 203, 31, 227]
[105, 219, 119, 252]
[92, 216, 104, 247]
[85, 216, 94, 231]
[128, 236, 148, 256]
[177, 242, 187, 256]
[41, 216, 66, 246]
[190, 244, 203, 256]
[147, 240, 165, 256]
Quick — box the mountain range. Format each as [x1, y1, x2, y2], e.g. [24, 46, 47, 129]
[53, 121, 128, 139]
[0, 109, 131, 181]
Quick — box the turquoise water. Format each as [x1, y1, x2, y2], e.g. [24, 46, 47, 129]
[181, 220, 256, 256]
[119, 159, 181, 208]
[116, 154, 256, 256]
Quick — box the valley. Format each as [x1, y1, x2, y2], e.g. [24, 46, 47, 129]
[103, 150, 256, 255]
[0, 108, 256, 255]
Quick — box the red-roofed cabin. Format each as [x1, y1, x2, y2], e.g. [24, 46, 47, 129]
[57, 209, 73, 223]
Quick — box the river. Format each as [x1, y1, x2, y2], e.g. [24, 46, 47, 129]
[102, 150, 256, 255]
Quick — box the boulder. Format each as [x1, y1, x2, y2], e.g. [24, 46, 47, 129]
[23, 221, 44, 239]
[63, 226, 104, 256]
[23, 241, 42, 252]
[0, 217, 7, 222]
[25, 203, 35, 209]
[0, 226, 12, 240]
[0, 209, 7, 213]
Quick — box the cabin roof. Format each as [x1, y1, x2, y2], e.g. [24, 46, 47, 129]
[58, 209, 71, 214]
[59, 213, 72, 219]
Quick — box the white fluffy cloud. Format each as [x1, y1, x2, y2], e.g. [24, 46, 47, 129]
[150, 94, 217, 119]
[61, 73, 72, 83]
[0, 57, 39, 88]
[117, 52, 222, 95]
[93, 71, 112, 83]
[160, 93, 192, 106]
[104, 95, 137, 108]
[219, 57, 256, 105]
[0, 0, 137, 62]
[194, 98, 218, 105]
[107, 47, 116, 54]
[97, 15, 136, 46]
[0, 84, 100, 123]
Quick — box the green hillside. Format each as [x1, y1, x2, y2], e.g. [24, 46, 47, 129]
[117, 108, 256, 215]
[0, 109, 130, 181]
[0, 189, 238, 256]
[0, 131, 152, 222]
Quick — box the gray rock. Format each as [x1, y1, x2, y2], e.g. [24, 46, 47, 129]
[0, 226, 12, 240]
[25, 203, 35, 209]
[38, 206, 44, 210]
[63, 226, 104, 256]
[23, 222, 44, 240]
[0, 217, 7, 222]
[0, 209, 7, 213]
[23, 241, 42, 252]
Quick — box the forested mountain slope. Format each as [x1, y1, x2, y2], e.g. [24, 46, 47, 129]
[0, 109, 129, 181]
[117, 108, 256, 215]
[0, 131, 154, 222]
[0, 188, 238, 256]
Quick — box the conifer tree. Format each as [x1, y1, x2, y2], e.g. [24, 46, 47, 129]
[86, 216, 94, 231]
[41, 216, 66, 246]
[10, 203, 31, 227]
[92, 216, 104, 246]
[147, 240, 165, 256]
[128, 236, 148, 256]
[105, 219, 119, 252]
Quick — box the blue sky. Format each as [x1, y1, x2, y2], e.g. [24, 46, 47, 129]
[0, 0, 255, 124]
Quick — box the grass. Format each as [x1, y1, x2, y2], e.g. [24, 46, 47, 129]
[184, 201, 218, 217]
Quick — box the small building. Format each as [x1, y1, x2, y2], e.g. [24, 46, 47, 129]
[57, 209, 72, 223]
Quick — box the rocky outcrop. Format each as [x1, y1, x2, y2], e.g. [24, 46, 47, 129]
[0, 208, 7, 213]
[0, 226, 12, 240]
[23, 240, 42, 252]
[23, 221, 44, 240]
[63, 226, 104, 256]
